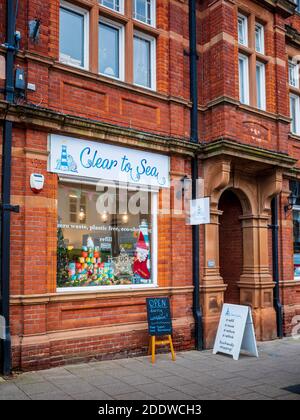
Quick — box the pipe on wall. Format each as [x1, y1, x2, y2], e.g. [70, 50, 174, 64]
[189, 0, 203, 350]
[0, 0, 19, 375]
[271, 196, 283, 338]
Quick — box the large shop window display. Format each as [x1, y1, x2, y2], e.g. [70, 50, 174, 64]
[57, 182, 156, 289]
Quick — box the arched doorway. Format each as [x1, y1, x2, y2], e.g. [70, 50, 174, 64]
[219, 190, 243, 305]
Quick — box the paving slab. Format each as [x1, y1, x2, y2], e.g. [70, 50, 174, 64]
[1, 337, 299, 400]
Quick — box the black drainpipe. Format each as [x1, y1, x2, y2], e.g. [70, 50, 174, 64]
[189, 0, 203, 350]
[270, 197, 283, 338]
[0, 0, 19, 375]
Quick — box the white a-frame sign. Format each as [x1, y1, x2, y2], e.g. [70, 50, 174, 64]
[213, 304, 259, 361]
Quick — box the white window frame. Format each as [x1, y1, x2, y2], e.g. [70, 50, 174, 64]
[289, 60, 299, 89]
[99, 17, 125, 81]
[99, 0, 124, 14]
[133, 31, 156, 91]
[256, 61, 266, 111]
[59, 0, 89, 70]
[239, 53, 249, 105]
[238, 13, 248, 47]
[290, 93, 300, 135]
[57, 182, 158, 293]
[255, 22, 265, 54]
[133, 0, 156, 27]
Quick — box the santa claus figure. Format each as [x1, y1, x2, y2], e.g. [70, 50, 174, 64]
[133, 231, 150, 279]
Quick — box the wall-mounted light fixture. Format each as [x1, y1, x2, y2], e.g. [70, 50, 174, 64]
[284, 192, 297, 214]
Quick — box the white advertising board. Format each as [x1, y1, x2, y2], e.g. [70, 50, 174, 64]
[213, 304, 259, 361]
[189, 197, 210, 225]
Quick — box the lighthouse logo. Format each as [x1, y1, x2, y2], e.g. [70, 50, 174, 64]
[55, 145, 78, 173]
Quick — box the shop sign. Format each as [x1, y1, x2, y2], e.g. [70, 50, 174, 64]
[213, 304, 259, 361]
[189, 197, 210, 225]
[48, 134, 170, 188]
[146, 297, 172, 336]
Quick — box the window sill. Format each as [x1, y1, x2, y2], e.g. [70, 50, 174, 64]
[289, 132, 300, 141]
[57, 284, 158, 293]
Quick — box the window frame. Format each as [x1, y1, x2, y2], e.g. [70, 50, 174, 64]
[133, 0, 156, 28]
[98, 17, 125, 81]
[289, 59, 300, 89]
[99, 0, 124, 14]
[59, 0, 89, 70]
[256, 61, 266, 111]
[239, 53, 250, 105]
[255, 22, 265, 55]
[290, 93, 300, 136]
[133, 30, 156, 91]
[238, 13, 248, 47]
[57, 182, 158, 293]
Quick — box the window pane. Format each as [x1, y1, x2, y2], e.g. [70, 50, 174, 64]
[255, 24, 264, 53]
[239, 56, 248, 104]
[57, 183, 154, 288]
[99, 23, 120, 78]
[256, 63, 265, 110]
[100, 0, 120, 12]
[134, 36, 151, 87]
[60, 7, 84, 67]
[290, 96, 297, 133]
[238, 15, 247, 46]
[134, 0, 152, 25]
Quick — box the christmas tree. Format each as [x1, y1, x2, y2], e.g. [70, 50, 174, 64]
[57, 226, 69, 287]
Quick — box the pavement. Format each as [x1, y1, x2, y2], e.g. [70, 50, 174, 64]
[0, 337, 300, 400]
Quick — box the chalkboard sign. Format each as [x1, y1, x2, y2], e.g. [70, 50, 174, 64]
[146, 297, 172, 336]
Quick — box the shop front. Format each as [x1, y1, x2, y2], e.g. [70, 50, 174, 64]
[49, 134, 169, 292]
[10, 131, 195, 370]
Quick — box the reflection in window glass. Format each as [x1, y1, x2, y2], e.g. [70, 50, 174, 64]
[99, 22, 120, 78]
[59, 6, 85, 67]
[57, 183, 154, 288]
[134, 35, 151, 88]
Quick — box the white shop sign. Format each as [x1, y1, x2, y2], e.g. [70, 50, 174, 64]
[48, 134, 170, 188]
[189, 197, 210, 225]
[213, 304, 259, 361]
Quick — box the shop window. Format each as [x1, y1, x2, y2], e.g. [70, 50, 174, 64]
[57, 182, 157, 290]
[133, 0, 155, 26]
[59, 1, 89, 69]
[133, 32, 156, 89]
[99, 19, 124, 80]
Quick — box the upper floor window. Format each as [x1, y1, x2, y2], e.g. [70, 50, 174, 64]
[255, 23, 264, 54]
[59, 1, 89, 69]
[99, 19, 124, 80]
[238, 13, 248, 46]
[256, 61, 266, 110]
[99, 0, 123, 13]
[133, 0, 156, 26]
[290, 94, 300, 135]
[239, 53, 249, 105]
[134, 32, 156, 89]
[289, 60, 299, 88]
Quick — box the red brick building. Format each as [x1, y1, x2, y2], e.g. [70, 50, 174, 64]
[0, 0, 300, 371]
